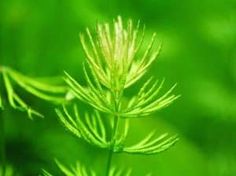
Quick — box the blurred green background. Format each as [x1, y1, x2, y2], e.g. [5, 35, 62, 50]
[0, 0, 236, 175]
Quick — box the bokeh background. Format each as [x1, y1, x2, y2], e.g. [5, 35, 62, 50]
[0, 0, 236, 175]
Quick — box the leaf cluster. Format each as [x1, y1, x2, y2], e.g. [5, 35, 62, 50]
[50, 16, 179, 175]
[42, 160, 151, 176]
[0, 66, 67, 118]
[64, 16, 179, 117]
[59, 16, 179, 152]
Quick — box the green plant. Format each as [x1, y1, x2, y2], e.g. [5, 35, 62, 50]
[0, 66, 67, 176]
[46, 16, 179, 175]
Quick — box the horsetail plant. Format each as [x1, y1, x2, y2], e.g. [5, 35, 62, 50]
[0, 66, 68, 176]
[47, 16, 179, 175]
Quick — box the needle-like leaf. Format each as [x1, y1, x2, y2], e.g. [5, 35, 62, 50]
[56, 105, 114, 149]
[43, 162, 136, 176]
[0, 66, 67, 118]
[123, 132, 179, 154]
[56, 104, 129, 152]
[41, 170, 53, 176]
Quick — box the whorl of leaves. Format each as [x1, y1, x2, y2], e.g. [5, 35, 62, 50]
[51, 16, 179, 175]
[42, 160, 152, 176]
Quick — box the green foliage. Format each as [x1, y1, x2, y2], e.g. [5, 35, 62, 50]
[64, 16, 179, 117]
[52, 16, 179, 175]
[0, 66, 67, 118]
[56, 105, 116, 149]
[1, 0, 234, 175]
[42, 160, 152, 176]
[43, 160, 96, 176]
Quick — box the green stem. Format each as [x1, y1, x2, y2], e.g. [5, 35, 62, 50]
[105, 76, 123, 176]
[105, 114, 120, 176]
[105, 149, 113, 176]
[0, 109, 6, 176]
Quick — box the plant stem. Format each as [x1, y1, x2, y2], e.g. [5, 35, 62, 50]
[105, 148, 113, 176]
[105, 114, 120, 176]
[0, 109, 6, 176]
[105, 79, 123, 176]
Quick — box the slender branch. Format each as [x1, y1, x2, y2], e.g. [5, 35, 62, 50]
[0, 109, 6, 176]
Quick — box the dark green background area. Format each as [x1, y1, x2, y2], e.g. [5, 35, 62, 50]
[0, 0, 236, 175]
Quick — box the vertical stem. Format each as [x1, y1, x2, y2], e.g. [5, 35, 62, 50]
[105, 114, 120, 176]
[105, 61, 123, 176]
[0, 109, 6, 176]
[105, 148, 113, 176]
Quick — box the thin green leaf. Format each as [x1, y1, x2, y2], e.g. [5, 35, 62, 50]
[7, 68, 66, 93]
[55, 160, 74, 176]
[2, 71, 16, 108]
[9, 73, 65, 103]
[123, 132, 178, 155]
[41, 169, 53, 176]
